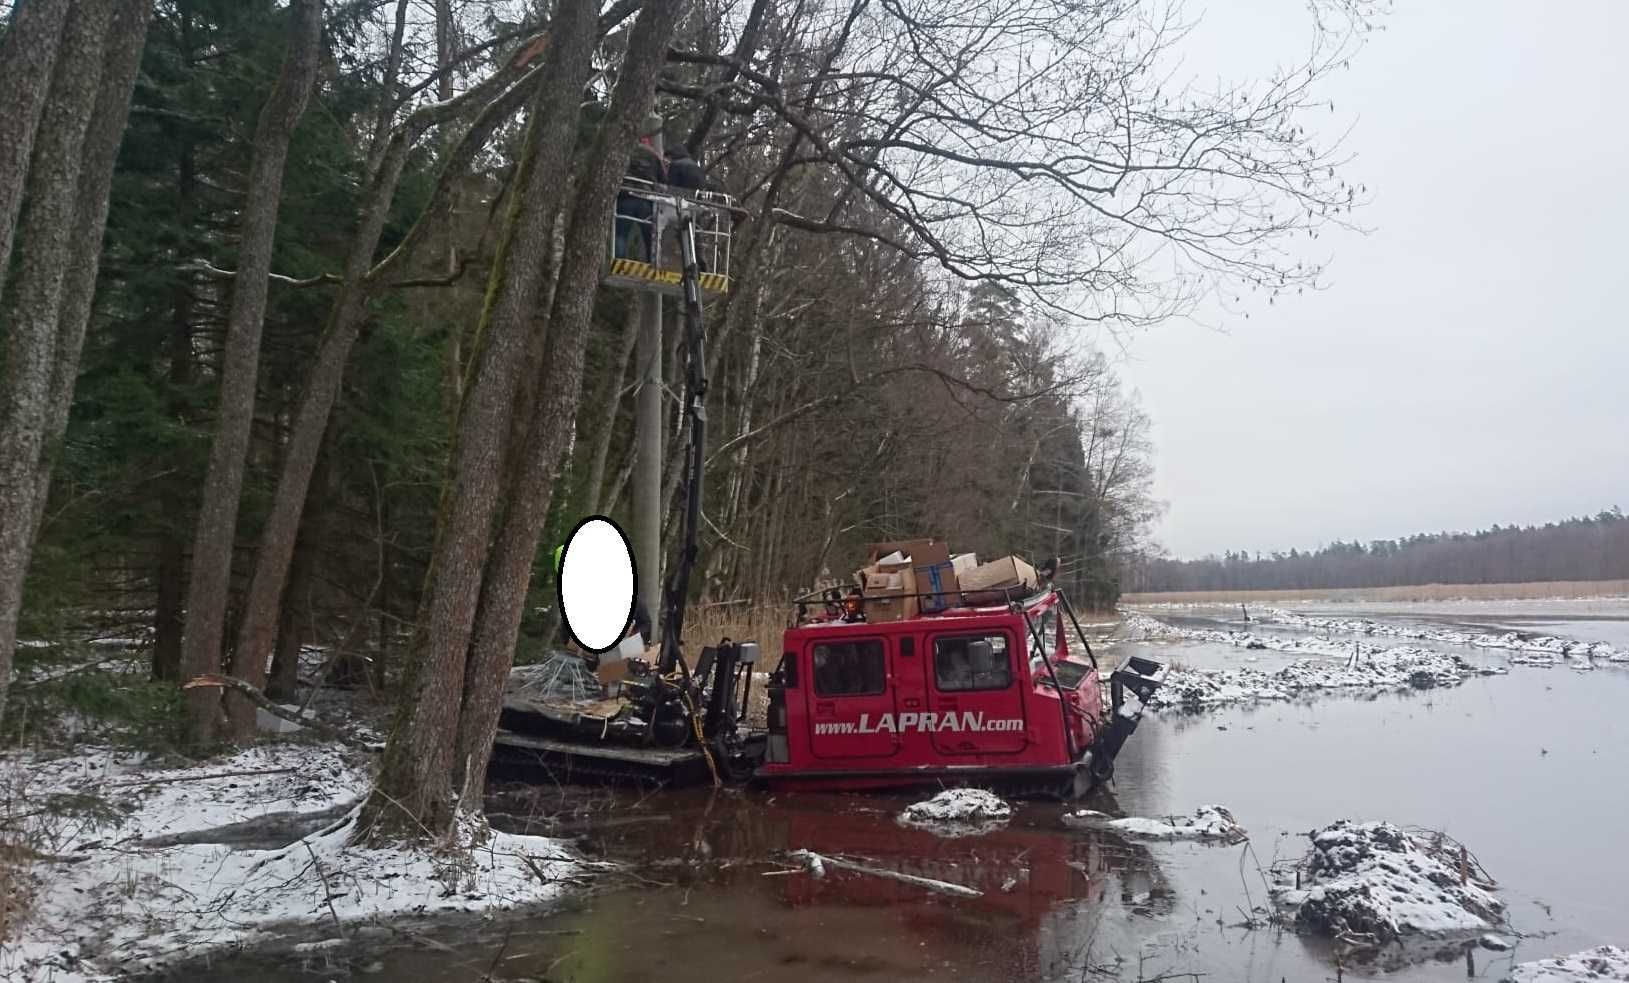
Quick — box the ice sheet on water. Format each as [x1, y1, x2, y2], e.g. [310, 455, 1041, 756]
[1508, 945, 1629, 983]
[1062, 804, 1247, 844]
[898, 788, 1012, 836]
[1121, 613, 1506, 711]
[1272, 821, 1505, 949]
[1263, 610, 1628, 664]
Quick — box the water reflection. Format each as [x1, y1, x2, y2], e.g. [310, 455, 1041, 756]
[159, 607, 1629, 983]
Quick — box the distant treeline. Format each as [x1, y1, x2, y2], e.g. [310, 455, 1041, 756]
[1124, 509, 1629, 592]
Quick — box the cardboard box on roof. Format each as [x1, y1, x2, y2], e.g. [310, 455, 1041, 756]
[915, 559, 958, 613]
[960, 555, 1039, 605]
[860, 564, 917, 622]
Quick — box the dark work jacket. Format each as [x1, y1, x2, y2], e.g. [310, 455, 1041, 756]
[667, 156, 706, 190]
[627, 146, 664, 185]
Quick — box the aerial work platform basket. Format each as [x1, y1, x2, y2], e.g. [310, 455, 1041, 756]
[604, 178, 733, 296]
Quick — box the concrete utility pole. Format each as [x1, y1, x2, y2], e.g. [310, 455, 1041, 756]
[633, 117, 664, 627]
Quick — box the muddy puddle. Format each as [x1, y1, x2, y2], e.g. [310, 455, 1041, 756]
[167, 606, 1629, 983]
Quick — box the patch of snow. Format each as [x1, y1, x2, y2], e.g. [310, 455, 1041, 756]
[1152, 643, 1500, 711]
[8, 742, 368, 850]
[1117, 612, 1188, 641]
[1271, 821, 1504, 950]
[1508, 946, 1629, 983]
[1063, 804, 1247, 844]
[898, 788, 1012, 836]
[2, 742, 583, 982]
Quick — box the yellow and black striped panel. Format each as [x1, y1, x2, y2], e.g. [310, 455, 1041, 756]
[607, 257, 729, 295]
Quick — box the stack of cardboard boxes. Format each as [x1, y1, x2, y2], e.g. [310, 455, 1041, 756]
[853, 539, 1040, 622]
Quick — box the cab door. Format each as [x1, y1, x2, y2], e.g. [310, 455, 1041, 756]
[926, 629, 1028, 755]
[806, 636, 900, 759]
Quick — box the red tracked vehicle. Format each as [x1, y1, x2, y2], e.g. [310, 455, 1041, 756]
[492, 582, 1165, 799]
[758, 587, 1166, 798]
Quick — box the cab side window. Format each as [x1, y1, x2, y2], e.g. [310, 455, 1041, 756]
[813, 640, 886, 696]
[933, 633, 1012, 692]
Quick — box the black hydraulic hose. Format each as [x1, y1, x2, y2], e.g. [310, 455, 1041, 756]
[1021, 606, 1076, 760]
[1058, 591, 1098, 668]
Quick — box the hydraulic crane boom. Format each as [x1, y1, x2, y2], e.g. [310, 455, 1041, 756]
[657, 205, 708, 675]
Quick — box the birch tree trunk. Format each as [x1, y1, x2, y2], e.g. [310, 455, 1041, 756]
[0, 0, 71, 307]
[179, 0, 324, 746]
[0, 0, 115, 730]
[451, 0, 688, 808]
[361, 0, 602, 839]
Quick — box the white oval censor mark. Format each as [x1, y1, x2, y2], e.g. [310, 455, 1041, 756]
[558, 516, 637, 654]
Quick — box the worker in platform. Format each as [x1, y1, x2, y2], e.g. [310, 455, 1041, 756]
[614, 135, 665, 260]
[661, 144, 722, 270]
[665, 143, 708, 191]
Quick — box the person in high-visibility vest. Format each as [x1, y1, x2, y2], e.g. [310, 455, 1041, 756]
[553, 542, 652, 651]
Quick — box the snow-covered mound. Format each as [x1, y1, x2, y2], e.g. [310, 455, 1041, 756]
[1508, 946, 1629, 983]
[898, 788, 1012, 836]
[1118, 612, 1188, 641]
[1272, 821, 1505, 948]
[1152, 643, 1502, 711]
[1264, 610, 1627, 664]
[1063, 804, 1247, 844]
[14, 810, 579, 981]
[2, 741, 581, 982]
[9, 742, 368, 848]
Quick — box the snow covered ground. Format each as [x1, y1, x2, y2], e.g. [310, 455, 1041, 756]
[2, 741, 583, 982]
[1272, 821, 1505, 950]
[898, 788, 1012, 836]
[1062, 804, 1247, 844]
[1508, 946, 1629, 983]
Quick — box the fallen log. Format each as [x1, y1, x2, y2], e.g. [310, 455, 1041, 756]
[135, 800, 360, 850]
[183, 674, 373, 749]
[788, 849, 981, 898]
[107, 766, 297, 789]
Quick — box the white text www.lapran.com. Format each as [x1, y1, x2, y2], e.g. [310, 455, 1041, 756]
[815, 712, 1023, 735]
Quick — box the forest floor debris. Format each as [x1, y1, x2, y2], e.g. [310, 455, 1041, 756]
[0, 740, 581, 982]
[897, 788, 1012, 837]
[1062, 804, 1247, 844]
[1271, 821, 1505, 959]
[1507, 945, 1629, 983]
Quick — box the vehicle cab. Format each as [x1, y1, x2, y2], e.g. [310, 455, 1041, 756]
[760, 589, 1139, 798]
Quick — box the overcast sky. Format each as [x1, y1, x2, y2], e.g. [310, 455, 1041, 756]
[1115, 0, 1629, 559]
